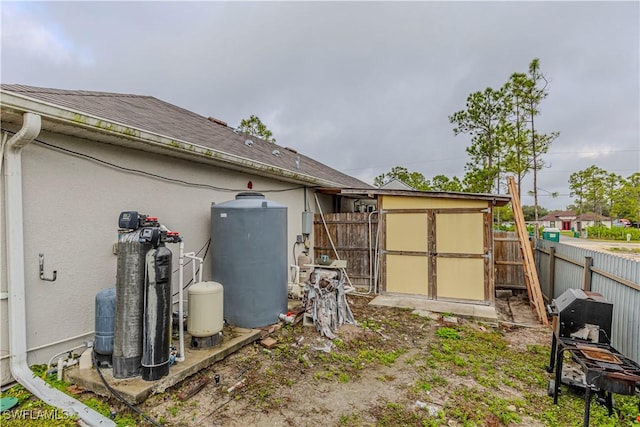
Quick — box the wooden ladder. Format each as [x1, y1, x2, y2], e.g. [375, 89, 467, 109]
[507, 176, 548, 325]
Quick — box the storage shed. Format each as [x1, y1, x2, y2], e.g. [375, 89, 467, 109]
[315, 188, 510, 306]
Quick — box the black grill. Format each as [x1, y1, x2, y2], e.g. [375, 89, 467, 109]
[547, 289, 640, 427]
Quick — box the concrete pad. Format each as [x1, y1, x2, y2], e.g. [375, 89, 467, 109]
[370, 294, 498, 324]
[65, 326, 261, 404]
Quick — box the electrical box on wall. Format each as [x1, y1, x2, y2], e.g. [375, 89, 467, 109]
[302, 211, 313, 235]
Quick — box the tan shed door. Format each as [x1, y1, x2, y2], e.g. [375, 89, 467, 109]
[434, 212, 487, 301]
[385, 212, 429, 296]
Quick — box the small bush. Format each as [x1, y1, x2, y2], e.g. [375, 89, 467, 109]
[585, 226, 640, 241]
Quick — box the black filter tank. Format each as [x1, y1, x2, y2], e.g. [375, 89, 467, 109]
[141, 245, 173, 381]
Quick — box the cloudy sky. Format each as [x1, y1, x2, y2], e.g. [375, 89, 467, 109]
[2, 1, 638, 210]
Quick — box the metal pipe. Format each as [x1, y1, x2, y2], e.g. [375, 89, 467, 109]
[3, 112, 114, 426]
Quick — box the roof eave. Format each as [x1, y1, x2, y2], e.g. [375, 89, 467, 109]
[0, 90, 345, 188]
[321, 187, 511, 206]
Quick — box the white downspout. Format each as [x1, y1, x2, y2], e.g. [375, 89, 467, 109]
[4, 112, 115, 426]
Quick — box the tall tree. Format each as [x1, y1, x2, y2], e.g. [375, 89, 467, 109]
[569, 165, 607, 222]
[568, 169, 590, 214]
[502, 73, 532, 200]
[373, 166, 430, 190]
[237, 115, 276, 143]
[522, 59, 559, 234]
[602, 172, 622, 217]
[449, 87, 509, 194]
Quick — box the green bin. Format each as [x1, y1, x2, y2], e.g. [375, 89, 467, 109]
[542, 227, 560, 242]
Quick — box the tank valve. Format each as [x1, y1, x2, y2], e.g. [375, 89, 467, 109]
[279, 312, 296, 324]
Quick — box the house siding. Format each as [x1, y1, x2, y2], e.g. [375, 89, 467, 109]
[0, 128, 312, 385]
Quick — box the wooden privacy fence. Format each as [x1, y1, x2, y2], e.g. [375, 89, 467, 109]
[313, 212, 377, 290]
[312, 223, 530, 293]
[494, 231, 526, 290]
[535, 239, 640, 364]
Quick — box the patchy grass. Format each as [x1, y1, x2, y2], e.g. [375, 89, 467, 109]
[609, 246, 640, 254]
[0, 366, 141, 427]
[4, 296, 640, 426]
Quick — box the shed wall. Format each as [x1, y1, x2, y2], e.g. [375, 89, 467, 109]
[381, 195, 492, 304]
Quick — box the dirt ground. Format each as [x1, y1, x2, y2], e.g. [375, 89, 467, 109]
[133, 292, 555, 427]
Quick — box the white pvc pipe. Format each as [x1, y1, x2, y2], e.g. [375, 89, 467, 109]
[176, 241, 185, 363]
[290, 264, 300, 284]
[0, 331, 94, 362]
[184, 252, 203, 284]
[4, 112, 114, 426]
[46, 343, 87, 371]
[365, 211, 378, 295]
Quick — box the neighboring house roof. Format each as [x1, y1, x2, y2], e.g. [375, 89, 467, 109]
[380, 178, 415, 191]
[540, 211, 576, 221]
[575, 213, 611, 222]
[0, 84, 370, 189]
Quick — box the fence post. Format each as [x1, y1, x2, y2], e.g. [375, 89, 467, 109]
[582, 256, 593, 292]
[548, 246, 556, 300]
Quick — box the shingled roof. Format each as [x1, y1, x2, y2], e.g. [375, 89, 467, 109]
[0, 84, 370, 188]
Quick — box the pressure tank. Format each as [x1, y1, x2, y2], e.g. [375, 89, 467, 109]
[188, 281, 224, 348]
[141, 245, 173, 381]
[94, 288, 116, 367]
[188, 281, 224, 337]
[211, 192, 287, 328]
[113, 230, 151, 379]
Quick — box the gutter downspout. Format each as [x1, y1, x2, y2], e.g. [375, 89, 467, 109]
[4, 113, 115, 426]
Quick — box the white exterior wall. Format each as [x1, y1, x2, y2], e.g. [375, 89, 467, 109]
[1, 129, 316, 385]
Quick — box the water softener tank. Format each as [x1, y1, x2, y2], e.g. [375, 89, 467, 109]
[211, 192, 287, 328]
[94, 288, 116, 367]
[113, 230, 151, 378]
[188, 281, 224, 348]
[142, 245, 173, 381]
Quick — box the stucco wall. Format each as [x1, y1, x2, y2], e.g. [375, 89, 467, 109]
[1, 129, 313, 384]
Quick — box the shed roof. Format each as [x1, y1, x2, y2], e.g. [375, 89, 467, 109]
[317, 187, 511, 206]
[0, 84, 370, 188]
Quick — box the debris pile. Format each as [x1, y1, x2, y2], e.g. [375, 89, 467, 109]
[304, 268, 355, 339]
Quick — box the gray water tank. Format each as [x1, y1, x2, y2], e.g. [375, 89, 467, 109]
[211, 192, 287, 328]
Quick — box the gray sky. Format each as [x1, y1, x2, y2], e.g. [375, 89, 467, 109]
[2, 1, 639, 210]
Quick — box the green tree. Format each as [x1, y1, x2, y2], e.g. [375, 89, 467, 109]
[569, 165, 607, 223]
[602, 172, 622, 217]
[237, 115, 276, 143]
[568, 169, 590, 214]
[522, 205, 549, 222]
[502, 72, 532, 200]
[429, 174, 463, 192]
[449, 87, 509, 194]
[373, 166, 430, 190]
[612, 172, 640, 222]
[522, 59, 559, 232]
